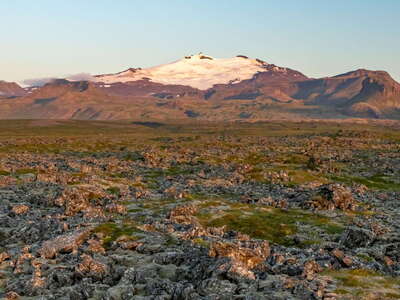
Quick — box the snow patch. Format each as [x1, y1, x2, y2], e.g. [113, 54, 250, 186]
[95, 54, 271, 90]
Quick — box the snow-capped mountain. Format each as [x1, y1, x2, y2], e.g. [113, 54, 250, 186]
[95, 54, 291, 90]
[0, 54, 399, 120]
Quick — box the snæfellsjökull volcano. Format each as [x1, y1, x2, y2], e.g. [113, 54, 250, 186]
[1, 54, 400, 120]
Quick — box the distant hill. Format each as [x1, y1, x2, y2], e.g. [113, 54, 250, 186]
[0, 80, 26, 98]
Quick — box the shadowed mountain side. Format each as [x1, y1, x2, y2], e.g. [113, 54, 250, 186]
[96, 80, 203, 99]
[293, 70, 400, 118]
[205, 67, 308, 102]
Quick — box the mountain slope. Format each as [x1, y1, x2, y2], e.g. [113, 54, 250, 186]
[293, 69, 400, 117]
[0, 81, 26, 98]
[205, 64, 308, 102]
[1, 55, 399, 120]
[95, 54, 285, 90]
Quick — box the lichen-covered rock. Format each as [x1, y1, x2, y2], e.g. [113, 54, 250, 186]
[307, 184, 358, 211]
[302, 260, 323, 280]
[199, 278, 237, 296]
[168, 204, 199, 225]
[5, 291, 20, 300]
[11, 204, 29, 215]
[209, 240, 270, 277]
[75, 254, 108, 279]
[38, 229, 91, 258]
[340, 226, 375, 248]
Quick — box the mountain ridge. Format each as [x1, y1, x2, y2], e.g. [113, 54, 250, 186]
[1, 54, 400, 120]
[0, 80, 26, 98]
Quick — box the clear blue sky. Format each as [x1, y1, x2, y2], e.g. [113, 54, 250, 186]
[1, 0, 399, 83]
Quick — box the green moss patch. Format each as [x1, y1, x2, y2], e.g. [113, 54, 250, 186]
[15, 168, 38, 175]
[331, 174, 400, 191]
[192, 238, 211, 248]
[94, 221, 142, 248]
[323, 269, 400, 299]
[0, 170, 10, 176]
[106, 186, 121, 196]
[196, 202, 344, 247]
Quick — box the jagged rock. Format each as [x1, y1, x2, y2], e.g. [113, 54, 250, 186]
[209, 240, 270, 268]
[168, 204, 199, 225]
[199, 278, 237, 296]
[11, 205, 29, 215]
[384, 243, 400, 262]
[307, 184, 358, 211]
[105, 285, 135, 300]
[5, 291, 20, 300]
[38, 229, 91, 258]
[87, 239, 106, 254]
[75, 254, 108, 279]
[302, 260, 323, 280]
[340, 226, 375, 248]
[0, 251, 10, 262]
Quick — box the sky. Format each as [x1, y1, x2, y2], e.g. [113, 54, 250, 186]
[1, 0, 399, 84]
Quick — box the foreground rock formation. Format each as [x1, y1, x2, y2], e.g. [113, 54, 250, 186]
[0, 120, 399, 299]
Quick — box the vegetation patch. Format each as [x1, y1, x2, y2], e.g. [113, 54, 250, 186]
[0, 170, 10, 176]
[106, 186, 121, 196]
[94, 221, 142, 248]
[331, 173, 400, 191]
[323, 269, 400, 299]
[196, 202, 344, 246]
[15, 168, 38, 175]
[192, 238, 211, 248]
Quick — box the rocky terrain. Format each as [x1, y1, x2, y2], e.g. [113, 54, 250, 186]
[0, 119, 399, 299]
[1, 54, 400, 121]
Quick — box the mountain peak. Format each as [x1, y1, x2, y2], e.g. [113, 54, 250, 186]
[334, 69, 393, 79]
[95, 54, 272, 90]
[0, 80, 26, 98]
[183, 53, 215, 60]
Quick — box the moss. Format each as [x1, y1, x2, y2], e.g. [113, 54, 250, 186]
[331, 174, 400, 191]
[0, 170, 10, 176]
[0, 230, 7, 242]
[192, 238, 210, 248]
[385, 293, 400, 299]
[356, 253, 375, 262]
[123, 151, 145, 161]
[94, 222, 142, 248]
[184, 192, 206, 201]
[88, 192, 103, 201]
[286, 169, 327, 185]
[71, 172, 86, 179]
[128, 208, 143, 213]
[243, 153, 266, 165]
[282, 153, 308, 165]
[110, 172, 126, 178]
[145, 166, 194, 179]
[324, 269, 400, 298]
[196, 204, 344, 246]
[106, 186, 121, 196]
[15, 168, 38, 175]
[131, 182, 146, 188]
[245, 167, 266, 182]
[164, 234, 179, 246]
